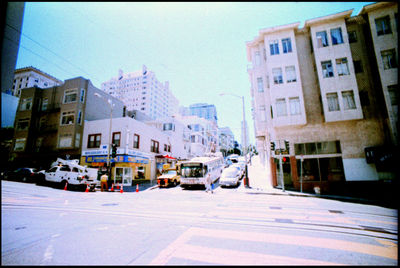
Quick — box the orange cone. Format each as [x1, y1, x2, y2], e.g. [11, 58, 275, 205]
[110, 183, 114, 192]
[64, 182, 68, 191]
[85, 184, 89, 193]
[120, 184, 123, 193]
[136, 184, 139, 193]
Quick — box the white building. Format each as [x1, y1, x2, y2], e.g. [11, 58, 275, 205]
[101, 65, 179, 120]
[173, 114, 219, 158]
[218, 126, 235, 156]
[81, 116, 187, 185]
[12, 66, 63, 97]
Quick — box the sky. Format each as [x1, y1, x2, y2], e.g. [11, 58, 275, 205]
[15, 2, 373, 146]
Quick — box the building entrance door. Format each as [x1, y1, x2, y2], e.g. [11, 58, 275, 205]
[114, 167, 132, 186]
[274, 157, 292, 188]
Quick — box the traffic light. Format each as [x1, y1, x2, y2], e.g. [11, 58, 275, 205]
[270, 142, 275, 151]
[284, 140, 289, 152]
[111, 144, 117, 158]
[282, 157, 287, 162]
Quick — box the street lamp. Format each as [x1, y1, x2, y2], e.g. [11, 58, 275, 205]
[219, 92, 249, 188]
[94, 93, 114, 177]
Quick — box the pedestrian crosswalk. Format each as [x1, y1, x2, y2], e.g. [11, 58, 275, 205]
[150, 226, 398, 265]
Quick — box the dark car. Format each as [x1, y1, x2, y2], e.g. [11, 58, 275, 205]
[4, 168, 39, 183]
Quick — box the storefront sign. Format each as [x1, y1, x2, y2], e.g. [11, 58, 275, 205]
[85, 155, 149, 164]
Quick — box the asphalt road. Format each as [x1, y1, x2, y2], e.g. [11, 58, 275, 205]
[1, 180, 398, 265]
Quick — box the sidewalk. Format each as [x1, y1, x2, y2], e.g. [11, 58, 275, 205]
[239, 155, 397, 208]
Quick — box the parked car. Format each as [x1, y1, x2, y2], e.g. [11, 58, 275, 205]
[219, 167, 241, 187]
[3, 168, 39, 183]
[230, 163, 244, 178]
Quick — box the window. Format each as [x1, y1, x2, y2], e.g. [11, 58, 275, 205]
[269, 40, 279, 55]
[282, 38, 292, 53]
[255, 51, 261, 65]
[272, 68, 283, 84]
[348, 31, 357, 43]
[151, 140, 159, 153]
[321, 61, 334, 78]
[80, 89, 85, 103]
[88, 134, 101, 148]
[375, 15, 392, 36]
[112, 132, 121, 147]
[326, 93, 340, 111]
[259, 105, 266, 121]
[381, 49, 397, 69]
[133, 134, 140, 149]
[63, 89, 78, 103]
[77, 110, 82, 125]
[388, 85, 398, 106]
[14, 138, 26, 151]
[330, 27, 343, 45]
[276, 98, 287, 117]
[20, 98, 32, 111]
[16, 118, 30, 131]
[289, 97, 301, 115]
[342, 90, 356, 110]
[257, 77, 264, 92]
[285, 66, 296, 82]
[353, 60, 363, 73]
[60, 111, 75, 125]
[164, 144, 168, 152]
[75, 133, 81, 148]
[336, 58, 349, 76]
[316, 31, 329, 47]
[59, 134, 73, 148]
[42, 98, 48, 111]
[163, 123, 175, 131]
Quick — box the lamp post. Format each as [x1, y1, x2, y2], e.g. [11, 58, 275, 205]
[94, 93, 114, 177]
[219, 93, 249, 187]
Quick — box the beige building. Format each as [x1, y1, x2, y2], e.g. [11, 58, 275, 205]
[11, 76, 124, 168]
[247, 2, 397, 193]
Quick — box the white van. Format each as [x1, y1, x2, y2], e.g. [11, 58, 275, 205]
[45, 161, 97, 191]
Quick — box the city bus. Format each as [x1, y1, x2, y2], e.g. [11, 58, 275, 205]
[179, 153, 224, 188]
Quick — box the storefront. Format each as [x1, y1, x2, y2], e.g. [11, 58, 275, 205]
[81, 148, 152, 186]
[271, 140, 345, 193]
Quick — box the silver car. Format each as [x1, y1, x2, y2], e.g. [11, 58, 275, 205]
[219, 168, 241, 187]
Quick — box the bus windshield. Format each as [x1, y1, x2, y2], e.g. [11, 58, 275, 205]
[181, 164, 204, 178]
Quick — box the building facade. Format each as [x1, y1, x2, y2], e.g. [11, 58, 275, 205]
[101, 65, 179, 120]
[218, 126, 235, 157]
[81, 116, 188, 185]
[11, 76, 124, 168]
[247, 2, 397, 193]
[12, 66, 63, 97]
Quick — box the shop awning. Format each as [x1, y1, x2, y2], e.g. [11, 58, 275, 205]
[156, 154, 176, 160]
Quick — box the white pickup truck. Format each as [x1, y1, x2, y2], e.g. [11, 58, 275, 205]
[44, 158, 98, 191]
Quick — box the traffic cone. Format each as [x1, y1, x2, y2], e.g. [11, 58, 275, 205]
[64, 182, 68, 191]
[85, 184, 89, 193]
[120, 184, 123, 193]
[136, 184, 139, 193]
[110, 183, 114, 192]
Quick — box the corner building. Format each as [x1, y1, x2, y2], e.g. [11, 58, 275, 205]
[247, 2, 397, 193]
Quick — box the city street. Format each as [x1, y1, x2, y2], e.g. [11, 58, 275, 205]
[2, 158, 397, 265]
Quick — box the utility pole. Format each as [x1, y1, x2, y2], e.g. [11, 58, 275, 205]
[278, 140, 285, 192]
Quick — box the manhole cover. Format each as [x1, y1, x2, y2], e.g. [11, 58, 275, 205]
[101, 203, 119, 206]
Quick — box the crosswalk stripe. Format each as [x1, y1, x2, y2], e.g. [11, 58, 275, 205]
[172, 244, 342, 265]
[191, 227, 397, 260]
[150, 226, 397, 264]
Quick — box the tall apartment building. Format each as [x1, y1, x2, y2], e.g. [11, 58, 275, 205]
[101, 65, 179, 120]
[180, 103, 218, 125]
[12, 66, 63, 97]
[247, 2, 397, 193]
[11, 76, 124, 168]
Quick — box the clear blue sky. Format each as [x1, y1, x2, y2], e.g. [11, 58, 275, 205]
[15, 2, 372, 146]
